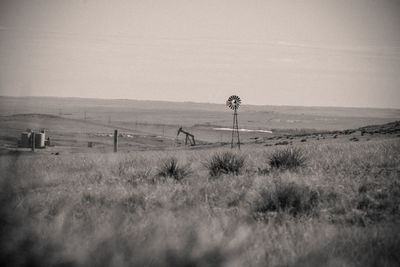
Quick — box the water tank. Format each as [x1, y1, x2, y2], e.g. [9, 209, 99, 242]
[21, 132, 31, 148]
[35, 133, 45, 148]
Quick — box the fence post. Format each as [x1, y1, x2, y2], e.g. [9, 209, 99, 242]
[114, 129, 118, 152]
[31, 132, 35, 152]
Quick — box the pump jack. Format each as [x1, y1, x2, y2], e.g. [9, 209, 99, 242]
[177, 127, 196, 146]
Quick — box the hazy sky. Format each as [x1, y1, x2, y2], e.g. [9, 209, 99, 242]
[1, 0, 400, 108]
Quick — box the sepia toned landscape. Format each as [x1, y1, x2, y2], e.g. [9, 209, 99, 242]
[1, 0, 400, 266]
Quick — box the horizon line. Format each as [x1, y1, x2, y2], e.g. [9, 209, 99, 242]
[0, 94, 399, 111]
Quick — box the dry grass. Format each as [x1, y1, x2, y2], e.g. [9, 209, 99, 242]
[0, 140, 400, 266]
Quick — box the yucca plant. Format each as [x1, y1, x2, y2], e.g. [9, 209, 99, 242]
[256, 182, 319, 216]
[205, 151, 246, 177]
[269, 147, 306, 170]
[157, 157, 190, 181]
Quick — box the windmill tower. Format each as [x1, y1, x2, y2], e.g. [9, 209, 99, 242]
[226, 95, 241, 149]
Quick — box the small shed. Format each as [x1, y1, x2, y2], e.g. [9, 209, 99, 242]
[35, 132, 45, 148]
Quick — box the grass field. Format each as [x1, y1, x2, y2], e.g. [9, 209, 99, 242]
[1, 138, 399, 266]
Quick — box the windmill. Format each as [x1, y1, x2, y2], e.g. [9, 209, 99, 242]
[226, 95, 241, 149]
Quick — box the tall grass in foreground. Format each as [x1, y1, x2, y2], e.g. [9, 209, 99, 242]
[0, 140, 399, 266]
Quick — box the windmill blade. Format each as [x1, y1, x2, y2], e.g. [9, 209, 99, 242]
[226, 95, 241, 110]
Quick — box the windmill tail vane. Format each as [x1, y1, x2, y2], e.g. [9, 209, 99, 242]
[226, 95, 241, 149]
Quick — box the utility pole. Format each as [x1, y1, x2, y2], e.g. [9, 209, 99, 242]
[114, 129, 118, 152]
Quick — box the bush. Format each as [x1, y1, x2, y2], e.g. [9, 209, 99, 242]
[269, 148, 306, 170]
[255, 182, 319, 216]
[205, 151, 245, 177]
[157, 157, 190, 181]
[355, 181, 400, 222]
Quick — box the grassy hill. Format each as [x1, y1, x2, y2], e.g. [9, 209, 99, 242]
[0, 138, 399, 266]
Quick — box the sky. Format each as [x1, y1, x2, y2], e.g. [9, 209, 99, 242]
[0, 0, 400, 108]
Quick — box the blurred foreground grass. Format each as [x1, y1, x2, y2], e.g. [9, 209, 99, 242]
[1, 140, 399, 267]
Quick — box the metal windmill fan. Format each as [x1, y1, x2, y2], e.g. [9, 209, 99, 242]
[226, 95, 241, 149]
[226, 95, 241, 110]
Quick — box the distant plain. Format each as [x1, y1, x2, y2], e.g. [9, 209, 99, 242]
[0, 96, 399, 152]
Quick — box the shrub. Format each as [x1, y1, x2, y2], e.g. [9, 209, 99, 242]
[269, 147, 306, 170]
[355, 181, 400, 222]
[255, 182, 319, 216]
[157, 157, 190, 181]
[205, 151, 245, 177]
